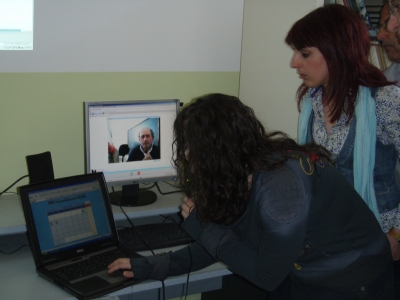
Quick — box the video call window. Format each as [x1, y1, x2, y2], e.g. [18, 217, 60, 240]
[85, 99, 179, 185]
[108, 117, 160, 163]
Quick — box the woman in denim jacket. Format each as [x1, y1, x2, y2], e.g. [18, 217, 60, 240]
[286, 4, 400, 260]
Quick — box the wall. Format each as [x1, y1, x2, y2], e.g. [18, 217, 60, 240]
[239, 0, 321, 139]
[0, 0, 243, 192]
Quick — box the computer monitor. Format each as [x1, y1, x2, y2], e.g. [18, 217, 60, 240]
[84, 99, 180, 207]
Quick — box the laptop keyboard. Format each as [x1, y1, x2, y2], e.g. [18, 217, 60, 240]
[52, 248, 125, 281]
[52, 224, 194, 281]
[118, 223, 195, 252]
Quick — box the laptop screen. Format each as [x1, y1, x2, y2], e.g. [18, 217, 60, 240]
[27, 178, 113, 255]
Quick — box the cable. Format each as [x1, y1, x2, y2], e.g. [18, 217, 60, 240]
[159, 214, 179, 224]
[140, 183, 156, 190]
[114, 190, 163, 300]
[0, 175, 29, 196]
[183, 245, 193, 300]
[156, 183, 191, 300]
[155, 182, 183, 195]
[0, 244, 29, 255]
[157, 280, 166, 300]
[112, 188, 156, 256]
[118, 204, 171, 299]
[162, 180, 181, 189]
[114, 183, 183, 300]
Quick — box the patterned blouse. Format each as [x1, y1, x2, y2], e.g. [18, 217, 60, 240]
[301, 85, 400, 232]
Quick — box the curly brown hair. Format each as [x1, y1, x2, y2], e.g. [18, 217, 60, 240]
[173, 93, 332, 225]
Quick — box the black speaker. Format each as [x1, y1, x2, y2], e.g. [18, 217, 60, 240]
[26, 151, 55, 184]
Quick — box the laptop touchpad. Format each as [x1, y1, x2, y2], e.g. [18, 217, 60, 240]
[73, 276, 110, 293]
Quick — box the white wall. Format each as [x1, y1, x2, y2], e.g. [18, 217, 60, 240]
[239, 0, 321, 139]
[0, 0, 244, 72]
[0, 0, 244, 192]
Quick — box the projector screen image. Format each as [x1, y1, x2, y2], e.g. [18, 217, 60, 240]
[0, 0, 34, 50]
[85, 99, 179, 186]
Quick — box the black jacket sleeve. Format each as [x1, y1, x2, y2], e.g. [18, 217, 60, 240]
[181, 168, 309, 291]
[130, 242, 216, 281]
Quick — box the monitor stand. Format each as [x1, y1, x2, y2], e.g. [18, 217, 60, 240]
[109, 183, 157, 207]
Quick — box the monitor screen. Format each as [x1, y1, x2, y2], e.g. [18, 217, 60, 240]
[84, 99, 180, 206]
[27, 178, 112, 255]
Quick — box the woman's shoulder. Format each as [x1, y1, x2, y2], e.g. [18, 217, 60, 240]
[373, 85, 400, 116]
[375, 85, 400, 102]
[255, 166, 305, 222]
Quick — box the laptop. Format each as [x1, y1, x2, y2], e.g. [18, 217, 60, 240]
[19, 172, 142, 300]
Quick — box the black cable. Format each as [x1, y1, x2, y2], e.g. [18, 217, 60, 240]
[140, 183, 156, 190]
[161, 280, 166, 300]
[183, 245, 193, 300]
[155, 182, 183, 195]
[0, 175, 29, 196]
[114, 191, 164, 300]
[112, 188, 156, 257]
[0, 244, 29, 254]
[119, 209, 170, 300]
[156, 182, 192, 300]
[159, 214, 178, 224]
[114, 183, 183, 300]
[162, 180, 181, 189]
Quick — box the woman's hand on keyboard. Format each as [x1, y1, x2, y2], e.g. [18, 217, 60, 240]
[108, 258, 134, 278]
[181, 196, 195, 219]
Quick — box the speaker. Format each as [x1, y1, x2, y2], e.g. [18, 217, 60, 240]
[26, 151, 55, 184]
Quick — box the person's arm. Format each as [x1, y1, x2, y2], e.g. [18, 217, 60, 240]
[387, 229, 400, 261]
[108, 242, 217, 281]
[375, 85, 400, 155]
[375, 85, 400, 260]
[182, 169, 309, 291]
[109, 168, 309, 286]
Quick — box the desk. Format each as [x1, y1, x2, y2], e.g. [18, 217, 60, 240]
[0, 182, 231, 300]
[0, 182, 186, 236]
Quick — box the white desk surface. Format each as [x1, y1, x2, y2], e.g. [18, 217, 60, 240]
[0, 181, 185, 235]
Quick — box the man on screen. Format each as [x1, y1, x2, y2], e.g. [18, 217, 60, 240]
[127, 128, 160, 161]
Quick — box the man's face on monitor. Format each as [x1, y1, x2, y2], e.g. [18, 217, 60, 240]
[139, 128, 154, 151]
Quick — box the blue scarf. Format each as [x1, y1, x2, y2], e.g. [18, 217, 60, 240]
[298, 86, 381, 225]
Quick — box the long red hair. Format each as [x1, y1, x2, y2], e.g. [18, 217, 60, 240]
[285, 4, 393, 123]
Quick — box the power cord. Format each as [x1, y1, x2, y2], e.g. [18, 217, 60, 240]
[0, 244, 29, 255]
[159, 214, 180, 224]
[155, 182, 183, 195]
[119, 204, 167, 300]
[113, 182, 188, 300]
[0, 175, 29, 196]
[0, 175, 30, 254]
[157, 183, 193, 300]
[180, 245, 193, 300]
[111, 187, 166, 299]
[128, 181, 182, 195]
[139, 183, 156, 190]
[111, 187, 156, 256]
[162, 180, 181, 189]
